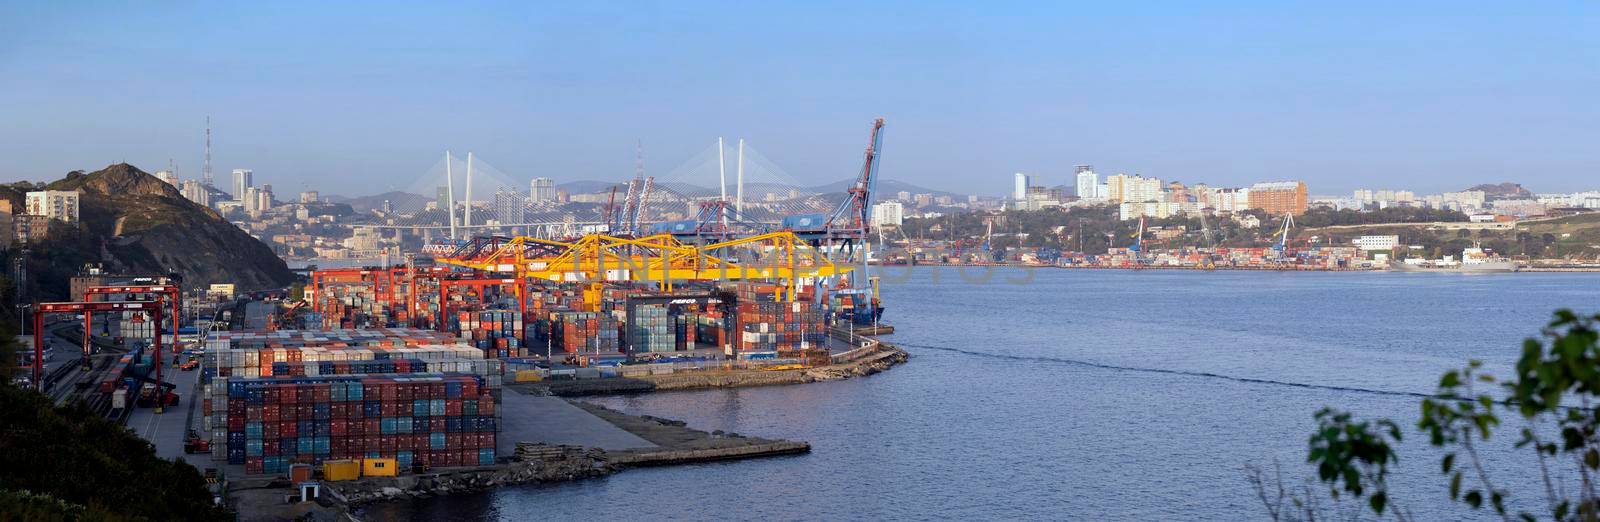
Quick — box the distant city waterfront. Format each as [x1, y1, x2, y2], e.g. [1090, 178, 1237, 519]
[366, 268, 1600, 520]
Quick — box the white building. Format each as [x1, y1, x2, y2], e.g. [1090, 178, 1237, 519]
[1013, 173, 1030, 200]
[232, 169, 254, 201]
[871, 201, 904, 228]
[1353, 235, 1399, 251]
[299, 191, 319, 204]
[1074, 166, 1101, 199]
[530, 177, 557, 202]
[154, 170, 179, 186]
[243, 186, 261, 216]
[25, 190, 80, 223]
[1106, 174, 1162, 204]
[1440, 190, 1487, 211]
[180, 180, 210, 207]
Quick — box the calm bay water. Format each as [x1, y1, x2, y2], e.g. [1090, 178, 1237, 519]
[368, 268, 1600, 521]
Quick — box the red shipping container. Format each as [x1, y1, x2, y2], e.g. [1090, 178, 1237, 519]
[478, 396, 495, 415]
[264, 440, 280, 456]
[297, 404, 313, 420]
[279, 385, 297, 404]
[330, 419, 347, 437]
[264, 422, 280, 439]
[364, 418, 381, 435]
[262, 404, 280, 423]
[227, 416, 245, 431]
[281, 420, 298, 438]
[245, 457, 263, 475]
[445, 400, 462, 417]
[330, 402, 348, 419]
[447, 433, 463, 450]
[430, 418, 446, 433]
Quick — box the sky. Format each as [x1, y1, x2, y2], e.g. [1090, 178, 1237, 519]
[1, 1, 1596, 197]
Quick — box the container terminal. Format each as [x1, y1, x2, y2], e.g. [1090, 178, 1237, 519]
[14, 118, 906, 517]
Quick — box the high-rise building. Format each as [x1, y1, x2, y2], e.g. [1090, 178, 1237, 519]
[154, 170, 179, 186]
[530, 177, 556, 202]
[180, 180, 211, 207]
[436, 186, 450, 213]
[26, 190, 80, 223]
[232, 169, 253, 201]
[871, 201, 904, 228]
[1105, 174, 1162, 204]
[1074, 166, 1100, 199]
[299, 191, 319, 204]
[1013, 173, 1030, 200]
[1247, 181, 1309, 215]
[243, 186, 260, 215]
[257, 185, 274, 213]
[494, 190, 525, 224]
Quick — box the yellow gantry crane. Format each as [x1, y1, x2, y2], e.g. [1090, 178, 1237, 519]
[434, 231, 850, 301]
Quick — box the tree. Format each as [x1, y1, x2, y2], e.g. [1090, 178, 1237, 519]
[1259, 310, 1600, 521]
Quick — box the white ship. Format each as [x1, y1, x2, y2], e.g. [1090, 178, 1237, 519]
[1388, 243, 1518, 273]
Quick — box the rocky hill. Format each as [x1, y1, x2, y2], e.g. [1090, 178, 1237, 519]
[6, 163, 293, 298]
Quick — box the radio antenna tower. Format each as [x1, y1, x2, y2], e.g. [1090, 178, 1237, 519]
[202, 116, 214, 186]
[634, 139, 644, 179]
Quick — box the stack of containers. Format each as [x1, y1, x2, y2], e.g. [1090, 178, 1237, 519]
[117, 310, 156, 341]
[626, 304, 674, 353]
[736, 300, 828, 354]
[460, 310, 523, 358]
[693, 311, 729, 348]
[673, 313, 697, 351]
[216, 373, 499, 474]
[315, 282, 397, 329]
[546, 311, 620, 354]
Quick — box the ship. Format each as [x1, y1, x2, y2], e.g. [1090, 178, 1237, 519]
[1388, 243, 1518, 273]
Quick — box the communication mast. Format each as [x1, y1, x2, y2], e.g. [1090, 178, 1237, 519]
[202, 116, 213, 186]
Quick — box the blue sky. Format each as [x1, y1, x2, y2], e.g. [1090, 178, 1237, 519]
[1, 1, 1595, 197]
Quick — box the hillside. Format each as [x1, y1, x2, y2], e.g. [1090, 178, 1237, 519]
[12, 163, 294, 298]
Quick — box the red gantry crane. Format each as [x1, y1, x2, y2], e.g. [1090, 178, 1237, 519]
[83, 284, 182, 355]
[31, 300, 169, 411]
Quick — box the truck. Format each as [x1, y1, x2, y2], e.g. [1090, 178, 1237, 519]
[136, 383, 180, 408]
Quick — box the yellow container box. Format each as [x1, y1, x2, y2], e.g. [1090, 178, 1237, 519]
[322, 459, 361, 481]
[514, 370, 543, 383]
[362, 458, 399, 478]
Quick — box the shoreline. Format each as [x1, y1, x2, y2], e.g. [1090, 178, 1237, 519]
[521, 340, 909, 397]
[226, 338, 909, 521]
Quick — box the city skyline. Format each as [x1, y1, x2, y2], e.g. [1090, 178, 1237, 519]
[2, 2, 1597, 197]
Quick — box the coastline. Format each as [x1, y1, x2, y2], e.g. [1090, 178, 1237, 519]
[522, 340, 908, 397]
[226, 338, 909, 521]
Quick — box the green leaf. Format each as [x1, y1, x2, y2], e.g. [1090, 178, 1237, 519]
[1465, 490, 1483, 509]
[1440, 370, 1462, 389]
[1450, 473, 1462, 500]
[1586, 449, 1598, 470]
[1442, 453, 1455, 473]
[1369, 491, 1388, 514]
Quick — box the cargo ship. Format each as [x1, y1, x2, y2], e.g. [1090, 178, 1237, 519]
[1388, 243, 1518, 273]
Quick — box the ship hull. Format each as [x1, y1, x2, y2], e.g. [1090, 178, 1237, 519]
[1388, 260, 1519, 273]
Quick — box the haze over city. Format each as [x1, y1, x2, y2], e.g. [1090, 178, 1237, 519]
[3, 2, 1596, 196]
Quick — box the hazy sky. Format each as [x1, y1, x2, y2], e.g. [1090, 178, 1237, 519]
[2, 2, 1596, 197]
